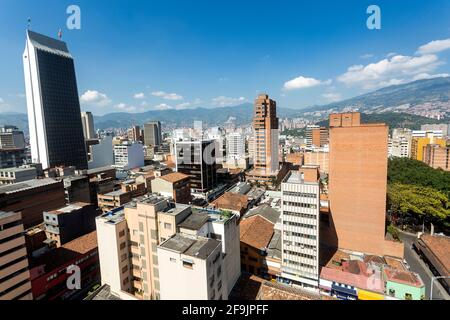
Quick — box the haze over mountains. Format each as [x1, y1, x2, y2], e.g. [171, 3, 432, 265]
[1, 77, 449, 132]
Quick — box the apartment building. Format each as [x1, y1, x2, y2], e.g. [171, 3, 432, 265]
[0, 211, 32, 300]
[423, 144, 450, 171]
[96, 195, 192, 300]
[281, 167, 321, 290]
[411, 131, 446, 161]
[306, 126, 328, 148]
[158, 208, 240, 300]
[388, 128, 412, 158]
[158, 234, 224, 300]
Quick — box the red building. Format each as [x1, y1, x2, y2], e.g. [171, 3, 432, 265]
[29, 231, 99, 300]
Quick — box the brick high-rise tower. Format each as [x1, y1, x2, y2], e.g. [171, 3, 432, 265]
[253, 94, 279, 175]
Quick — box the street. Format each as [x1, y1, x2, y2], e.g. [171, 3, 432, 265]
[398, 231, 449, 300]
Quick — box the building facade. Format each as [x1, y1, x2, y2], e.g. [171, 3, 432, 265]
[81, 111, 95, 140]
[0, 211, 33, 300]
[23, 30, 87, 170]
[281, 167, 320, 290]
[114, 142, 145, 170]
[144, 122, 162, 147]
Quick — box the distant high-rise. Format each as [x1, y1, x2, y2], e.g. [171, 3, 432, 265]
[305, 125, 328, 148]
[144, 121, 162, 147]
[253, 94, 279, 175]
[23, 30, 87, 170]
[81, 111, 95, 140]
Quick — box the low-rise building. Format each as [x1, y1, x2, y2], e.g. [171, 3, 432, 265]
[0, 167, 37, 185]
[43, 203, 100, 247]
[0, 178, 66, 229]
[29, 231, 100, 300]
[210, 192, 249, 217]
[98, 190, 132, 213]
[151, 172, 191, 204]
[383, 268, 425, 300]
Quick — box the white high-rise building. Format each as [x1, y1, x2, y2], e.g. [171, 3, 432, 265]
[281, 167, 321, 291]
[81, 111, 95, 140]
[388, 128, 412, 158]
[226, 133, 245, 160]
[113, 142, 144, 170]
[23, 30, 88, 170]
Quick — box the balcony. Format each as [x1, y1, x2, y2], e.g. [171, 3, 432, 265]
[0, 247, 27, 268]
[0, 225, 23, 242]
[0, 258, 28, 280]
[0, 236, 25, 253]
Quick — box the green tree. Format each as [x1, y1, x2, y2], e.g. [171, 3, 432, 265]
[388, 183, 450, 226]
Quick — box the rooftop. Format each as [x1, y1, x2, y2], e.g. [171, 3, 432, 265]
[0, 167, 36, 173]
[383, 268, 424, 287]
[0, 178, 60, 195]
[160, 203, 191, 216]
[420, 234, 450, 273]
[86, 166, 115, 175]
[101, 189, 128, 197]
[30, 231, 98, 272]
[244, 203, 280, 224]
[98, 207, 125, 225]
[178, 210, 209, 230]
[210, 192, 249, 212]
[46, 203, 91, 216]
[85, 285, 122, 301]
[159, 234, 221, 260]
[27, 30, 71, 58]
[159, 172, 189, 183]
[240, 215, 275, 250]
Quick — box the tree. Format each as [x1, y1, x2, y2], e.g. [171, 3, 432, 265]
[388, 183, 450, 230]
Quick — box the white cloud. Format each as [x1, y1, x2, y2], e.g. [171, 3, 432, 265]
[322, 92, 342, 103]
[283, 76, 332, 91]
[153, 103, 173, 110]
[134, 92, 145, 99]
[417, 39, 450, 55]
[115, 103, 136, 112]
[337, 54, 443, 90]
[412, 73, 450, 81]
[211, 96, 247, 107]
[80, 90, 111, 107]
[151, 91, 183, 101]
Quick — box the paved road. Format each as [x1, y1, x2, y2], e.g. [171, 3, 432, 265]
[398, 231, 449, 300]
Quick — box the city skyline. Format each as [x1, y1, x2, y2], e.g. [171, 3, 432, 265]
[0, 0, 449, 116]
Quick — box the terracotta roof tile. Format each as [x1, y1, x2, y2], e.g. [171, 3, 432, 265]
[159, 172, 189, 183]
[240, 215, 274, 250]
[421, 234, 450, 273]
[211, 192, 248, 212]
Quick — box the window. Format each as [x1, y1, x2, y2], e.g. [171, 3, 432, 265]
[119, 230, 126, 238]
[389, 289, 395, 297]
[139, 222, 144, 232]
[183, 261, 194, 269]
[164, 223, 172, 230]
[170, 258, 177, 263]
[122, 265, 129, 274]
[405, 293, 412, 300]
[120, 242, 126, 250]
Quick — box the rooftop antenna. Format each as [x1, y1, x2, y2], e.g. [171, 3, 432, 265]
[27, 17, 31, 30]
[57, 28, 63, 40]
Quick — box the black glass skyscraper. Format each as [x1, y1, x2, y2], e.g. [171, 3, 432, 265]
[23, 30, 88, 170]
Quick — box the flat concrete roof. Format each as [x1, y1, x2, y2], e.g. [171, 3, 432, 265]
[159, 234, 221, 260]
[0, 178, 60, 195]
[178, 211, 209, 230]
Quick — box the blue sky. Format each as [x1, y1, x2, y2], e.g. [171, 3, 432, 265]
[1, 0, 450, 115]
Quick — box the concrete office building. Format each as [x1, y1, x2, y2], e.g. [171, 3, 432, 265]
[420, 124, 449, 137]
[281, 167, 321, 290]
[88, 136, 114, 170]
[0, 211, 33, 300]
[0, 167, 37, 185]
[324, 113, 403, 257]
[23, 30, 87, 170]
[389, 128, 412, 158]
[0, 149, 28, 170]
[144, 122, 162, 147]
[0, 178, 66, 229]
[81, 111, 95, 140]
[0, 126, 26, 149]
[114, 142, 145, 170]
[175, 140, 217, 194]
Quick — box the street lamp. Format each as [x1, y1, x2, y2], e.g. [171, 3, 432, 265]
[430, 276, 450, 300]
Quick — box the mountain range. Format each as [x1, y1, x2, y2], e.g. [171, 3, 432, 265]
[1, 77, 449, 132]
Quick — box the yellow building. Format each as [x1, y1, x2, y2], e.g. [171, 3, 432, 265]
[411, 137, 446, 161]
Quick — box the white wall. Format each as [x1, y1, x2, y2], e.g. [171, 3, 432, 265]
[89, 136, 114, 169]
